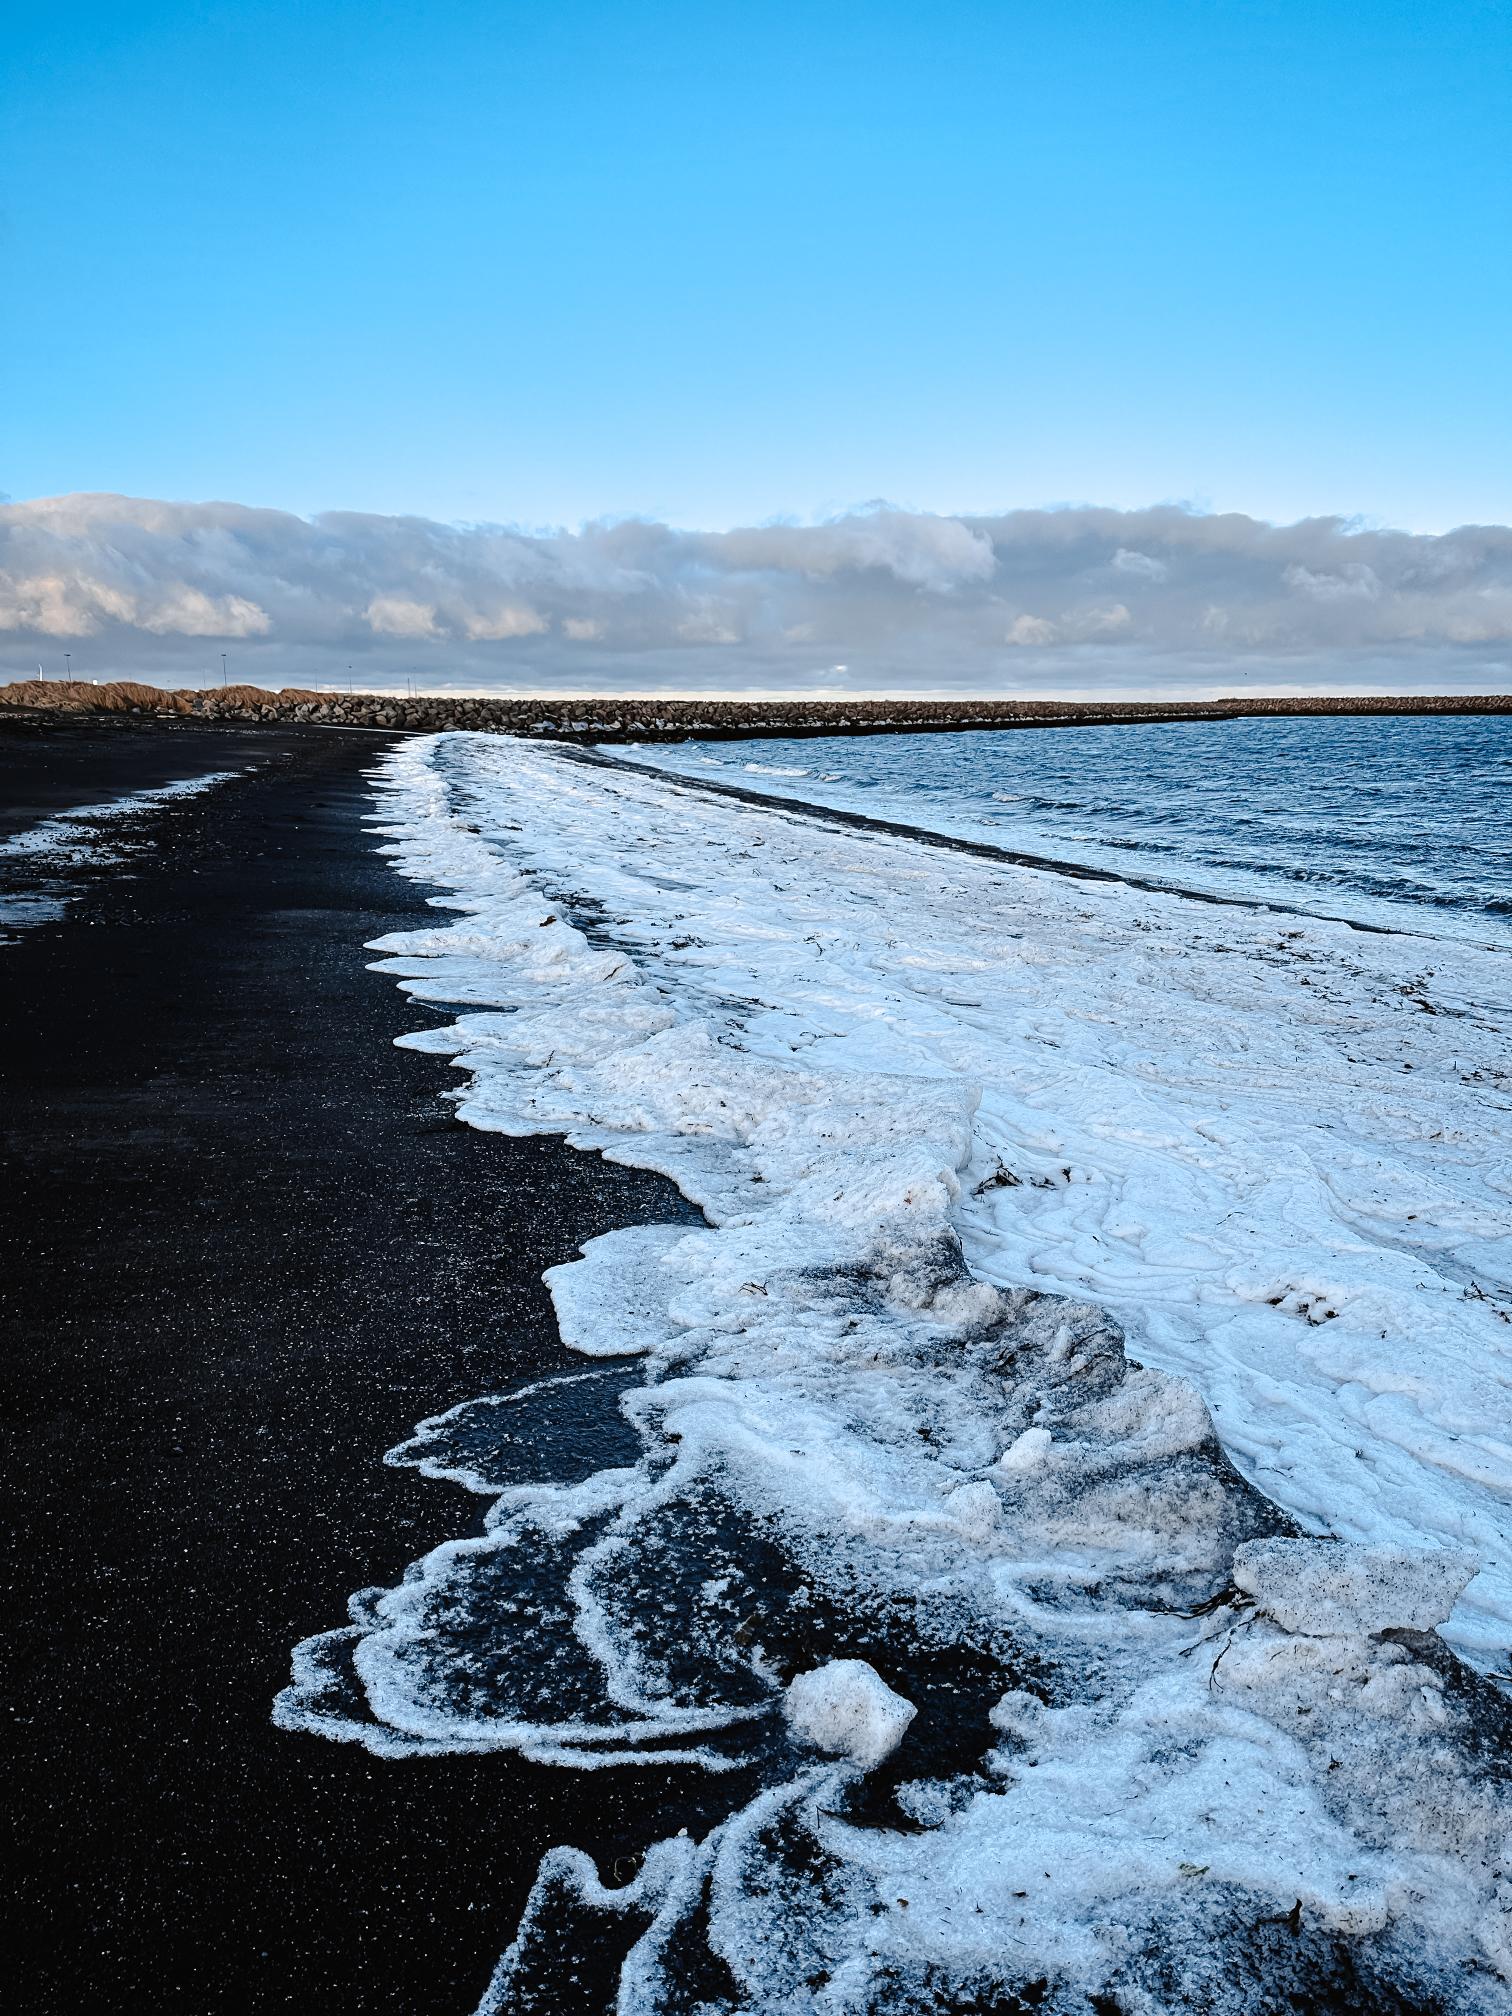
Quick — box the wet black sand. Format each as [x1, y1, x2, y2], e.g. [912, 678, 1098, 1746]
[0, 722, 710, 2013]
[0, 712, 324, 839]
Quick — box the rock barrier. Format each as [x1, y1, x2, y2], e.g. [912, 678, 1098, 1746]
[2, 678, 1507, 741]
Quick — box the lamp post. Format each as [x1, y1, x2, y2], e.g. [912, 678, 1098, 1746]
[64, 652, 71, 680]
[221, 652, 228, 687]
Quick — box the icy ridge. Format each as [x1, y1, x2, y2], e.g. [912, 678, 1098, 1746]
[274, 732, 1512, 2011]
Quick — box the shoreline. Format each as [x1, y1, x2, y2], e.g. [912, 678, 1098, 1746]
[328, 732, 1512, 2009]
[8, 718, 1510, 2010]
[569, 743, 1431, 939]
[1, 726, 725, 2012]
[7, 705, 1492, 954]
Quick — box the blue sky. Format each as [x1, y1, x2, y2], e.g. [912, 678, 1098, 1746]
[5, 0, 1510, 534]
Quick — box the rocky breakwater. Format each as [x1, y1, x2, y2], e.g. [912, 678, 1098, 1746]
[2, 678, 1508, 741]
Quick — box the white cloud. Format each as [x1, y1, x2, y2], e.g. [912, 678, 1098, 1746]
[0, 567, 268, 639]
[705, 511, 996, 590]
[1112, 548, 1168, 582]
[0, 572, 111, 636]
[463, 604, 547, 641]
[365, 594, 439, 639]
[1284, 563, 1382, 602]
[1068, 602, 1131, 638]
[2, 492, 1510, 694]
[139, 586, 271, 637]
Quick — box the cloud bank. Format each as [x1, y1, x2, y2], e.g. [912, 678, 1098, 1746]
[3, 493, 1510, 695]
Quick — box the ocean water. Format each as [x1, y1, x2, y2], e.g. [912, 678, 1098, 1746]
[279, 731, 1512, 2015]
[624, 713, 1512, 948]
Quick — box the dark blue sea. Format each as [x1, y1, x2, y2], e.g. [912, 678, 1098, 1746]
[626, 713, 1512, 947]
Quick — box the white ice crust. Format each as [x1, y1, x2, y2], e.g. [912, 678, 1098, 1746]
[272, 733, 1512, 2013]
[1233, 1537, 1479, 1636]
[543, 1224, 693, 1357]
[784, 1660, 916, 1768]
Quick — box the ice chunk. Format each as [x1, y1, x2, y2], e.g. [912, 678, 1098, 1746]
[946, 1478, 1002, 1538]
[998, 1425, 1052, 1474]
[784, 1659, 916, 1768]
[1232, 1537, 1478, 1636]
[1068, 1365, 1213, 1459]
[988, 1687, 1047, 1741]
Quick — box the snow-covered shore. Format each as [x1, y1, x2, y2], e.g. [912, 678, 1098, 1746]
[278, 732, 1512, 2010]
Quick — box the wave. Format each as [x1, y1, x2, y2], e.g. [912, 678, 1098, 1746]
[622, 722, 1512, 946]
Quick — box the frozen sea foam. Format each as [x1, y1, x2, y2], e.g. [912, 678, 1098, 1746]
[275, 732, 1512, 2013]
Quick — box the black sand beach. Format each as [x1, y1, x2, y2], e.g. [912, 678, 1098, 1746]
[0, 720, 714, 2013]
[0, 714, 322, 839]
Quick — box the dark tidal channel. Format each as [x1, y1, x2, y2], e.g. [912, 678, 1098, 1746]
[0, 719, 716, 2014]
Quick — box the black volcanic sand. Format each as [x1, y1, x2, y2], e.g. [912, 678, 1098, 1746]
[0, 724, 722, 2014]
[0, 711, 330, 839]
